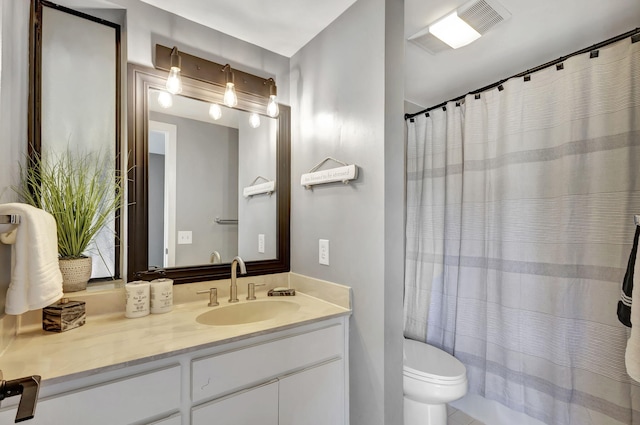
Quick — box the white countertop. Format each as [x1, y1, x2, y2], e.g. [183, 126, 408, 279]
[0, 276, 351, 384]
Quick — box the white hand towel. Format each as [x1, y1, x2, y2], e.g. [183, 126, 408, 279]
[626, 227, 640, 382]
[0, 203, 63, 315]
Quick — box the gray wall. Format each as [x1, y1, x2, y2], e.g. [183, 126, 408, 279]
[237, 116, 278, 261]
[290, 0, 405, 424]
[150, 111, 238, 265]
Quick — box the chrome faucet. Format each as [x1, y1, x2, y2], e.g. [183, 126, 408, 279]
[210, 251, 221, 264]
[229, 256, 246, 303]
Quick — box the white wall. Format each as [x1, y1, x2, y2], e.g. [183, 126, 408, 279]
[290, 0, 405, 423]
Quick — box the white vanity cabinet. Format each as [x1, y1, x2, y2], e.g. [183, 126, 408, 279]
[191, 323, 347, 425]
[191, 359, 344, 425]
[0, 317, 348, 425]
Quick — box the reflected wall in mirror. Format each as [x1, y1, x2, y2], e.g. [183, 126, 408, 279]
[146, 90, 278, 268]
[128, 64, 290, 284]
[30, 0, 121, 279]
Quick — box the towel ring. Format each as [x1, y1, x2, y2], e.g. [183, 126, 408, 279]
[0, 215, 20, 245]
[0, 229, 17, 245]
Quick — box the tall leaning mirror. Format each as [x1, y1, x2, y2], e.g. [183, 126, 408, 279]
[127, 59, 290, 284]
[29, 0, 121, 281]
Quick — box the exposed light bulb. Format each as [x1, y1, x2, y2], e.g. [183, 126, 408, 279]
[166, 67, 182, 94]
[157, 91, 173, 108]
[209, 104, 222, 120]
[224, 82, 238, 107]
[267, 95, 279, 117]
[249, 113, 261, 128]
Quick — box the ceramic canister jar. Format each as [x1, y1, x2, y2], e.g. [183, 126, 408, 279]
[125, 281, 150, 318]
[150, 278, 173, 314]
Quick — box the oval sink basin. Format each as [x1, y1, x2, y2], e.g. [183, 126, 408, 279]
[196, 300, 300, 326]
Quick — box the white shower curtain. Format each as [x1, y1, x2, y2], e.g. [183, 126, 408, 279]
[404, 35, 640, 425]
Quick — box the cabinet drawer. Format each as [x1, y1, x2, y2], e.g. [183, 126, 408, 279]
[192, 381, 278, 425]
[192, 323, 343, 403]
[0, 365, 181, 425]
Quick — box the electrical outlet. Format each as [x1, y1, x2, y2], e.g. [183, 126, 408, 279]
[258, 234, 265, 253]
[319, 239, 329, 265]
[178, 231, 192, 245]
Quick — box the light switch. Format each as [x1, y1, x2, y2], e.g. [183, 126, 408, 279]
[319, 239, 329, 265]
[178, 231, 192, 244]
[258, 234, 265, 253]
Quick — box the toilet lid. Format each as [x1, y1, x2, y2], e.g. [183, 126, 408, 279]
[403, 339, 466, 381]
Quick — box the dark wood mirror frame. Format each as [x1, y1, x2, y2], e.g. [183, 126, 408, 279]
[29, 0, 122, 279]
[127, 64, 291, 284]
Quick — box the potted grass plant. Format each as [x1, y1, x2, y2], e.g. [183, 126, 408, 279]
[14, 149, 122, 292]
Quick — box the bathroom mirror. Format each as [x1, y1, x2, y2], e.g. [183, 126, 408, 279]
[127, 65, 290, 283]
[29, 0, 121, 279]
[147, 90, 278, 268]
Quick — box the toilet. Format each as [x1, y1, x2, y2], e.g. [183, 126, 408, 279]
[403, 338, 468, 425]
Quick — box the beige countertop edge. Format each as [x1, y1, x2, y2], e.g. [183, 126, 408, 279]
[0, 293, 351, 386]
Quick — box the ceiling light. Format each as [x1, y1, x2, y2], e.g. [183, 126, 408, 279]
[166, 46, 183, 94]
[429, 11, 480, 49]
[157, 91, 173, 108]
[249, 113, 261, 128]
[209, 104, 222, 120]
[223, 65, 238, 108]
[408, 0, 511, 55]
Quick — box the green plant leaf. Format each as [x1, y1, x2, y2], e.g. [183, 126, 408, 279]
[13, 149, 123, 261]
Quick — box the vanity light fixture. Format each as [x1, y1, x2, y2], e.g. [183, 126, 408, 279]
[154, 44, 279, 114]
[222, 64, 238, 108]
[266, 78, 279, 118]
[157, 91, 173, 108]
[209, 103, 222, 120]
[249, 113, 261, 128]
[165, 46, 183, 94]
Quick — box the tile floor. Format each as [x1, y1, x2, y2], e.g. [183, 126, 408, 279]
[447, 404, 486, 425]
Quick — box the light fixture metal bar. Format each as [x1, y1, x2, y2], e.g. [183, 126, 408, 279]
[155, 44, 272, 99]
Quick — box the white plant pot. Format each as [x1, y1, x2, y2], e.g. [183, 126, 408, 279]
[59, 257, 92, 293]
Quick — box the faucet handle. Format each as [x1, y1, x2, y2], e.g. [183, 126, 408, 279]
[0, 374, 41, 422]
[246, 283, 266, 300]
[196, 288, 219, 307]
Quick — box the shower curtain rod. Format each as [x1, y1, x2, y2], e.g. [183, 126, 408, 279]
[405, 27, 640, 120]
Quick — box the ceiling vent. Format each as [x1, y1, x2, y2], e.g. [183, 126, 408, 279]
[408, 0, 511, 55]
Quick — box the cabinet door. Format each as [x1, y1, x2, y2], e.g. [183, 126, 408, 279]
[279, 358, 345, 425]
[192, 380, 278, 425]
[149, 413, 182, 425]
[0, 365, 180, 425]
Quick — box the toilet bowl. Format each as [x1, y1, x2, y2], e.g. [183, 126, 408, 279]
[403, 338, 468, 425]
